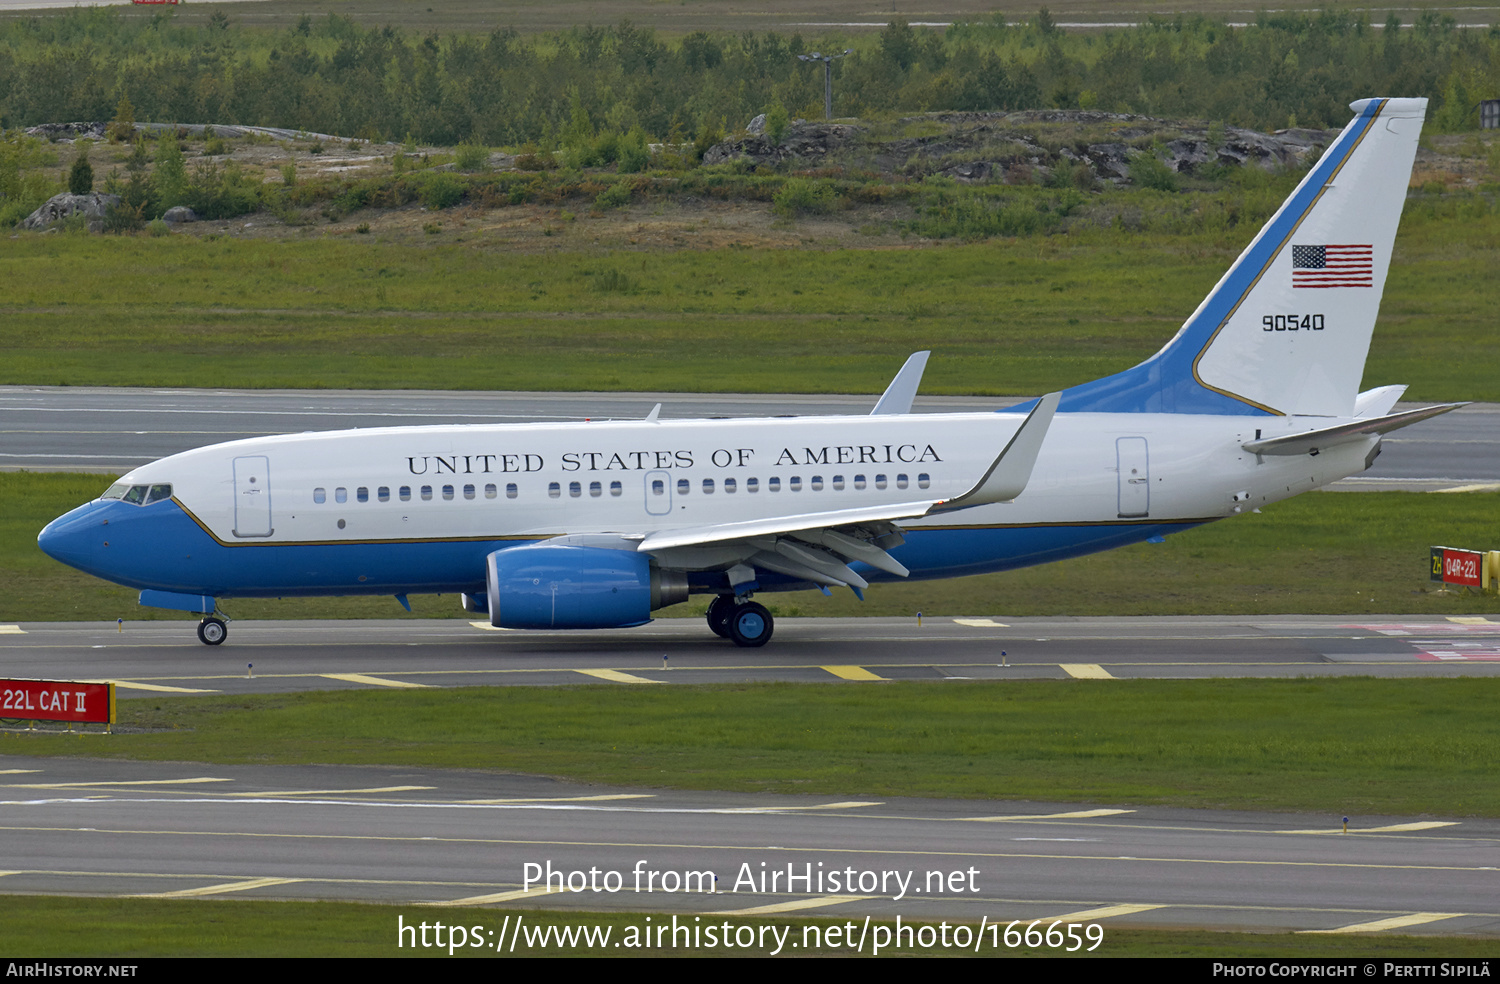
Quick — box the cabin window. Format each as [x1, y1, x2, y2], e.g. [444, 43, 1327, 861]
[853, 474, 866, 490]
[335, 487, 347, 504]
[378, 487, 390, 502]
[548, 482, 560, 499]
[589, 481, 602, 498]
[677, 478, 690, 495]
[810, 476, 824, 491]
[918, 473, 931, 489]
[831, 475, 844, 491]
[768, 476, 781, 492]
[356, 487, 369, 503]
[442, 485, 455, 501]
[462, 484, 474, 500]
[506, 483, 518, 499]
[746, 478, 759, 493]
[565, 481, 579, 498]
[652, 479, 665, 496]
[896, 474, 909, 489]
[789, 476, 803, 492]
[875, 474, 887, 490]
[421, 486, 433, 501]
[609, 480, 623, 497]
[724, 478, 737, 493]
[399, 486, 412, 501]
[484, 484, 497, 499]
[313, 487, 326, 504]
[702, 478, 715, 494]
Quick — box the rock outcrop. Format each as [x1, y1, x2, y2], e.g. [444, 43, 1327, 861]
[20, 192, 121, 232]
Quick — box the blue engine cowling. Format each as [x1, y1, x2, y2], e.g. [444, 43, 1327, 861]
[484, 544, 687, 630]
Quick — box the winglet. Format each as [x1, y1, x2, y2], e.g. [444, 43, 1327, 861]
[871, 351, 930, 415]
[932, 391, 1060, 510]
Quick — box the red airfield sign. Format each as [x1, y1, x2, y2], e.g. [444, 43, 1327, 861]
[1, 679, 115, 724]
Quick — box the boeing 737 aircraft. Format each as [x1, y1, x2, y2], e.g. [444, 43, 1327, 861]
[39, 97, 1460, 648]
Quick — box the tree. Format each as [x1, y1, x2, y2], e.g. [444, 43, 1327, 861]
[153, 129, 187, 209]
[109, 94, 136, 143]
[68, 142, 93, 195]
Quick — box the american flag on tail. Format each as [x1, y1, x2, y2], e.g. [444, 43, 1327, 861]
[1291, 244, 1373, 288]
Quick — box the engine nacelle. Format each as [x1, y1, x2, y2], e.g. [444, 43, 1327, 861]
[484, 544, 688, 630]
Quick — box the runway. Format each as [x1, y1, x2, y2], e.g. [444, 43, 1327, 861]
[2, 616, 1499, 698]
[2, 385, 1495, 491]
[1, 754, 1496, 940]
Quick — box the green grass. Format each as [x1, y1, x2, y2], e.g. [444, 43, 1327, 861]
[10, 679, 1500, 815]
[3, 896, 1493, 957]
[1, 206, 1496, 401]
[7, 472, 1497, 623]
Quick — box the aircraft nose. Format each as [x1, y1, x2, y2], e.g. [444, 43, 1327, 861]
[38, 502, 112, 571]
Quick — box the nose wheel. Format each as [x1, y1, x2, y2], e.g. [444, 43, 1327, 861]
[197, 617, 228, 646]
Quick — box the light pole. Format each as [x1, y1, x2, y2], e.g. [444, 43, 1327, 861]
[797, 49, 852, 120]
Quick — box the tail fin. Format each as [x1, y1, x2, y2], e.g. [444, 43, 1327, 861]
[1060, 97, 1426, 417]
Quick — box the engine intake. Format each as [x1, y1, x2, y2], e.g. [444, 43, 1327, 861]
[484, 544, 687, 629]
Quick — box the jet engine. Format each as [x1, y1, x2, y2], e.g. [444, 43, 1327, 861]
[484, 544, 688, 630]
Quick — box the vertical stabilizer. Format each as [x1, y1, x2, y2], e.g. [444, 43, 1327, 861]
[1059, 98, 1426, 417]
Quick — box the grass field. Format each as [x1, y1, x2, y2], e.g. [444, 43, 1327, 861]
[2, 204, 1497, 401]
[9, 677, 1500, 815]
[7, 472, 1497, 623]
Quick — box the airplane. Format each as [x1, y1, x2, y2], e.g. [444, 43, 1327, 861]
[39, 97, 1461, 648]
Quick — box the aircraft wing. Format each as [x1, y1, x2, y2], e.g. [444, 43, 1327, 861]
[1241, 403, 1466, 456]
[636, 392, 1060, 590]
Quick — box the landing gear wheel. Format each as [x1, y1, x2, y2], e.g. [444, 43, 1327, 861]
[706, 595, 736, 638]
[727, 602, 773, 648]
[197, 617, 227, 646]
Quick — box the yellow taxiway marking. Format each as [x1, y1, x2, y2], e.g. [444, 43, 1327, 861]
[461, 794, 655, 804]
[468, 622, 515, 631]
[0, 770, 41, 775]
[320, 673, 429, 689]
[738, 801, 883, 812]
[1281, 821, 1459, 835]
[222, 786, 435, 798]
[574, 668, 661, 684]
[1060, 664, 1115, 679]
[1447, 617, 1494, 625]
[0, 625, 25, 634]
[710, 895, 872, 916]
[1431, 483, 1500, 494]
[1040, 903, 1163, 921]
[428, 887, 567, 906]
[822, 665, 884, 681]
[953, 618, 1009, 627]
[1301, 912, 1465, 934]
[141, 876, 305, 899]
[5, 777, 230, 789]
[962, 809, 1134, 822]
[81, 679, 217, 694]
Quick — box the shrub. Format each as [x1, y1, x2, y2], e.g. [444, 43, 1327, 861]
[67, 144, 93, 194]
[594, 182, 633, 210]
[420, 172, 465, 209]
[771, 178, 837, 218]
[1129, 150, 1179, 192]
[454, 141, 489, 172]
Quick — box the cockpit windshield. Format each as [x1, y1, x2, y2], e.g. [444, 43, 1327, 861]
[100, 483, 172, 505]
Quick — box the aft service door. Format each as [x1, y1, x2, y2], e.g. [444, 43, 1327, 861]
[644, 470, 672, 516]
[232, 455, 274, 537]
[1116, 437, 1150, 518]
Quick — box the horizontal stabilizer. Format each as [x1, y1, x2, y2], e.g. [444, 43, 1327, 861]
[1241, 403, 1465, 456]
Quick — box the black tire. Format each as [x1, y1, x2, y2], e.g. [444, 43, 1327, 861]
[197, 617, 227, 646]
[727, 602, 773, 648]
[706, 595, 735, 638]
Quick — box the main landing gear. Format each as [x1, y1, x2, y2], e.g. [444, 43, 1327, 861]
[197, 616, 228, 646]
[706, 595, 773, 648]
